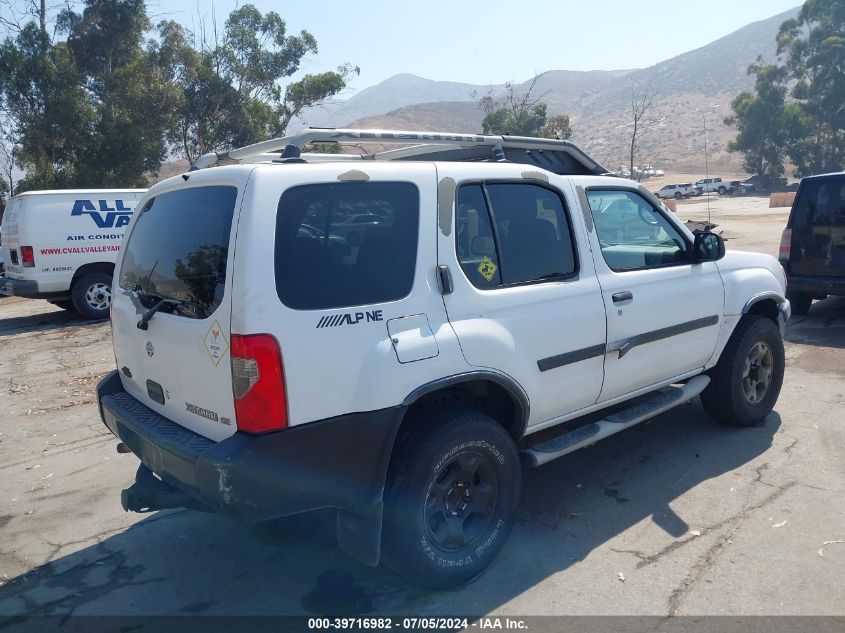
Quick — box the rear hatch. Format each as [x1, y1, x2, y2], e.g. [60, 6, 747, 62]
[1, 198, 22, 277]
[110, 176, 246, 441]
[788, 176, 845, 278]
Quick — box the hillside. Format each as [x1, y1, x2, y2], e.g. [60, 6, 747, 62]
[297, 6, 800, 176]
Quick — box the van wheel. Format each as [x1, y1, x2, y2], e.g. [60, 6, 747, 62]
[674, 192, 682, 200]
[787, 291, 812, 315]
[718, 186, 726, 194]
[700, 315, 784, 426]
[71, 273, 112, 320]
[382, 409, 520, 589]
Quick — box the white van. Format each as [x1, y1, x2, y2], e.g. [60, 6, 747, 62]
[0, 189, 146, 318]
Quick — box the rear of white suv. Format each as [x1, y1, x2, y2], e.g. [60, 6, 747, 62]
[98, 162, 458, 574]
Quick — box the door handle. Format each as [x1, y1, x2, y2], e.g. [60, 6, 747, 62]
[612, 291, 633, 303]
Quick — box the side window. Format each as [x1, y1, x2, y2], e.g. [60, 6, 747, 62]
[455, 182, 578, 288]
[586, 189, 688, 271]
[456, 185, 501, 288]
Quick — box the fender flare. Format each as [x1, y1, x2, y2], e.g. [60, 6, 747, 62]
[402, 370, 531, 440]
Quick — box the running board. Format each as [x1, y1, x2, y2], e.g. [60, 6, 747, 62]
[522, 375, 710, 468]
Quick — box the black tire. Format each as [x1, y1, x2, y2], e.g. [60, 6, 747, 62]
[382, 409, 520, 589]
[71, 272, 113, 320]
[787, 291, 812, 315]
[48, 300, 76, 311]
[718, 186, 726, 195]
[674, 192, 682, 200]
[700, 315, 785, 426]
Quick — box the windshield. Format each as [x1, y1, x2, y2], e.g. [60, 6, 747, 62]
[119, 186, 237, 319]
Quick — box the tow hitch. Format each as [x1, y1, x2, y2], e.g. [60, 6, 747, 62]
[121, 463, 210, 513]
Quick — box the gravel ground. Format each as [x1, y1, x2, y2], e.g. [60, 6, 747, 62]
[1, 197, 843, 618]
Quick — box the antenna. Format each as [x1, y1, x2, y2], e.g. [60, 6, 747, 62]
[703, 113, 711, 225]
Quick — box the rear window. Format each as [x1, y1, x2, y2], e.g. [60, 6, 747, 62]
[275, 182, 419, 310]
[119, 186, 237, 319]
[792, 177, 845, 227]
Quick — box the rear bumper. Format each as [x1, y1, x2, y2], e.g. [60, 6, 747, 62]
[785, 273, 845, 297]
[0, 275, 40, 298]
[96, 371, 405, 525]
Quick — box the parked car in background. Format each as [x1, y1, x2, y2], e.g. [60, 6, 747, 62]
[0, 188, 146, 318]
[695, 177, 731, 195]
[654, 183, 697, 199]
[729, 180, 756, 195]
[779, 172, 845, 314]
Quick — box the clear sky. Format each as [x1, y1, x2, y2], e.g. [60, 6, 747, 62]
[147, 0, 801, 93]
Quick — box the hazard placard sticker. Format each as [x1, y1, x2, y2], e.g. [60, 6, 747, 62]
[477, 256, 498, 282]
[203, 319, 229, 366]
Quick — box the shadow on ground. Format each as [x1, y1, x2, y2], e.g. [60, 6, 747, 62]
[0, 307, 98, 338]
[0, 401, 780, 618]
[786, 295, 845, 350]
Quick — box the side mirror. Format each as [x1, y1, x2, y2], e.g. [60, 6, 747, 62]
[693, 231, 725, 262]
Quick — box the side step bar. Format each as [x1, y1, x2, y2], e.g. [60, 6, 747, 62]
[522, 375, 710, 468]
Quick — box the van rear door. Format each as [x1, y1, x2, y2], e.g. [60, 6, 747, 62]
[1, 198, 22, 276]
[789, 176, 845, 278]
[110, 173, 248, 441]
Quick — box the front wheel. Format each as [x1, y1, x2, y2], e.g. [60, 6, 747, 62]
[71, 273, 113, 320]
[718, 186, 726, 194]
[382, 409, 521, 589]
[700, 315, 785, 426]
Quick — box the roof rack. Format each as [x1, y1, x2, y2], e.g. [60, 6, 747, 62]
[191, 128, 608, 176]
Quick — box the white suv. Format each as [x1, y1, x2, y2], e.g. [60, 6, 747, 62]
[655, 183, 697, 199]
[97, 129, 790, 589]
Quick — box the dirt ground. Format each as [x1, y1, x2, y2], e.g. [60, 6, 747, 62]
[1, 197, 843, 618]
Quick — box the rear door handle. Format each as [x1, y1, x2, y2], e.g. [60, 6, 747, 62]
[612, 291, 633, 303]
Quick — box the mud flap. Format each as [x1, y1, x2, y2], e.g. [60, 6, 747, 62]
[336, 501, 384, 567]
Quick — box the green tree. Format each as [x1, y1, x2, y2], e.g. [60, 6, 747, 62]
[478, 77, 572, 138]
[172, 4, 358, 163]
[726, 0, 844, 179]
[776, 0, 845, 175]
[0, 22, 94, 191]
[58, 0, 183, 186]
[724, 62, 789, 189]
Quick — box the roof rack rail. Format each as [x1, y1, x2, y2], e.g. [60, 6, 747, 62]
[191, 127, 608, 176]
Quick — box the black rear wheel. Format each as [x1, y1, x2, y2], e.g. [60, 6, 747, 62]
[382, 409, 520, 589]
[674, 192, 682, 200]
[787, 291, 813, 315]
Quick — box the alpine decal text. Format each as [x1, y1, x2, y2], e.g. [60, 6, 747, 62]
[316, 309, 384, 329]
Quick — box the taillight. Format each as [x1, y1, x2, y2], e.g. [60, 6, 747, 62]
[20, 245, 35, 267]
[231, 334, 288, 433]
[778, 229, 792, 260]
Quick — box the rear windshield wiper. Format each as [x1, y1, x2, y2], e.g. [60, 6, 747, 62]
[133, 290, 189, 330]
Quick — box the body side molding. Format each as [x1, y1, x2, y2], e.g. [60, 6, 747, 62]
[607, 315, 720, 359]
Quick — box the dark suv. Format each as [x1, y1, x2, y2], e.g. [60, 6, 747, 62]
[779, 172, 845, 314]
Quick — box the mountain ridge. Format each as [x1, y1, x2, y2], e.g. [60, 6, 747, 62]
[295, 6, 801, 174]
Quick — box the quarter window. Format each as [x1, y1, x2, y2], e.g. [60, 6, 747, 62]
[455, 182, 578, 288]
[275, 182, 419, 310]
[586, 189, 688, 271]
